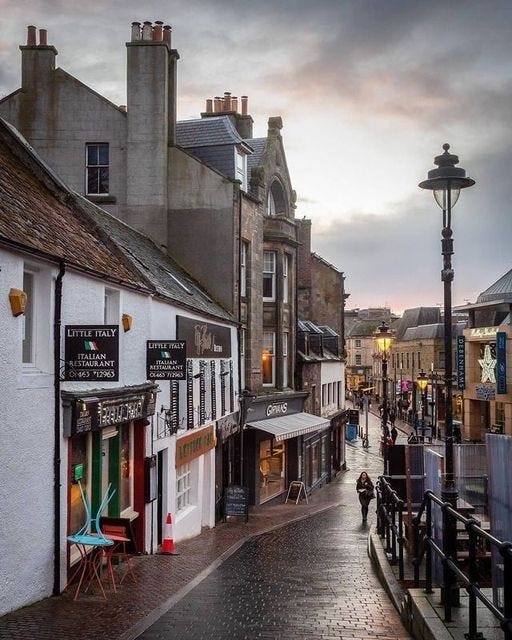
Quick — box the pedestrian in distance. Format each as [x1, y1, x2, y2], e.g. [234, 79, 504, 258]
[356, 471, 374, 523]
[389, 409, 396, 427]
[391, 425, 398, 444]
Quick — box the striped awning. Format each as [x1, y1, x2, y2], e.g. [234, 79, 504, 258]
[247, 412, 330, 441]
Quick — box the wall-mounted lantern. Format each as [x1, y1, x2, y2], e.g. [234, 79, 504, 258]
[9, 288, 27, 317]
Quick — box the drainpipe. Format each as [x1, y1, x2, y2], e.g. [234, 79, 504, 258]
[237, 187, 244, 486]
[53, 261, 65, 596]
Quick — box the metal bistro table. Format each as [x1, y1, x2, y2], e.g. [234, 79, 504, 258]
[66, 534, 114, 601]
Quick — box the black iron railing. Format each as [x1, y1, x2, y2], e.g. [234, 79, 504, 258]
[412, 489, 512, 640]
[376, 476, 406, 580]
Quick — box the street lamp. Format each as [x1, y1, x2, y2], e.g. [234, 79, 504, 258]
[374, 321, 393, 472]
[419, 143, 474, 611]
[417, 369, 429, 439]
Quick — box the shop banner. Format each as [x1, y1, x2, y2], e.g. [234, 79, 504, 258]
[496, 332, 507, 394]
[456, 336, 465, 390]
[177, 316, 231, 359]
[176, 424, 215, 466]
[146, 340, 186, 380]
[64, 325, 119, 381]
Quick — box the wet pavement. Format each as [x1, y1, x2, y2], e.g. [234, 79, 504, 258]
[0, 409, 413, 640]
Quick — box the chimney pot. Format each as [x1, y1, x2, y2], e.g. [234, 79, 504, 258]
[131, 22, 141, 41]
[206, 99, 213, 113]
[142, 21, 153, 40]
[231, 96, 238, 112]
[27, 25, 37, 46]
[214, 96, 222, 112]
[153, 21, 163, 41]
[163, 25, 172, 45]
[119, 104, 127, 112]
[223, 92, 231, 112]
[241, 96, 248, 115]
[39, 29, 48, 46]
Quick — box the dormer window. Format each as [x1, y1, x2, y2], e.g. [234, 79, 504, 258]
[235, 149, 247, 191]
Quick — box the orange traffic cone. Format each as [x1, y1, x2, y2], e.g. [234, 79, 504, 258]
[160, 513, 179, 555]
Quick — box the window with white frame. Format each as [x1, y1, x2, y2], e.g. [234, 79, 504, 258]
[262, 331, 275, 386]
[22, 270, 34, 364]
[283, 254, 289, 304]
[282, 331, 289, 388]
[176, 463, 192, 512]
[235, 149, 247, 192]
[263, 251, 276, 301]
[86, 143, 109, 195]
[240, 242, 248, 298]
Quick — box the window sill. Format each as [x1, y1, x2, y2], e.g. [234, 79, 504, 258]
[85, 194, 117, 204]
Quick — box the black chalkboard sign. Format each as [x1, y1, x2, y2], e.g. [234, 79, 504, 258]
[224, 485, 249, 522]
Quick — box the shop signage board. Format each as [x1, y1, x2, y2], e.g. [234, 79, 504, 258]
[146, 340, 186, 380]
[65, 388, 157, 436]
[223, 485, 249, 522]
[475, 385, 495, 401]
[496, 332, 507, 394]
[285, 481, 308, 504]
[177, 316, 231, 359]
[248, 395, 305, 422]
[456, 336, 466, 390]
[64, 325, 119, 381]
[175, 424, 215, 466]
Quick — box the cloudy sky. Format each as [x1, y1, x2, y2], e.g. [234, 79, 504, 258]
[1, 0, 511, 312]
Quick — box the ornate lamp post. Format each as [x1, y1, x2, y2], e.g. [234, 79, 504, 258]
[419, 144, 474, 613]
[374, 321, 393, 473]
[417, 369, 429, 439]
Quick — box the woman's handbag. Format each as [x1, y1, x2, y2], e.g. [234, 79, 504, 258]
[366, 488, 375, 500]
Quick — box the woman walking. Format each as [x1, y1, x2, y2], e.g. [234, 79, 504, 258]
[356, 471, 374, 523]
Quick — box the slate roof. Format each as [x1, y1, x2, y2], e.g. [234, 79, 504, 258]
[347, 320, 381, 338]
[402, 323, 465, 341]
[79, 198, 234, 322]
[176, 116, 250, 149]
[0, 118, 147, 290]
[477, 268, 512, 303]
[246, 137, 266, 173]
[394, 307, 441, 340]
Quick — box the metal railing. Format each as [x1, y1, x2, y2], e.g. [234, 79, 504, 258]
[376, 476, 406, 580]
[412, 489, 512, 640]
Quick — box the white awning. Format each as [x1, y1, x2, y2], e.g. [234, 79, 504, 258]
[247, 412, 330, 441]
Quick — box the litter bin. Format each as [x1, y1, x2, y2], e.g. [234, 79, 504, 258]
[346, 424, 358, 441]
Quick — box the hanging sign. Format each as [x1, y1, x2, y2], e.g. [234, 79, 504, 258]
[146, 340, 186, 380]
[177, 316, 231, 358]
[496, 332, 507, 394]
[64, 325, 119, 381]
[456, 336, 465, 390]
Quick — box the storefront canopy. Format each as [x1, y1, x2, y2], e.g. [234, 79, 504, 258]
[247, 412, 330, 441]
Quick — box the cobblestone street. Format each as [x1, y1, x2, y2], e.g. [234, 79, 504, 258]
[138, 411, 411, 640]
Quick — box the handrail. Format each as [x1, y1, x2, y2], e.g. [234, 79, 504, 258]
[411, 489, 512, 640]
[376, 476, 406, 580]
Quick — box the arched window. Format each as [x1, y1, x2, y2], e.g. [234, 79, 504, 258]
[266, 179, 287, 216]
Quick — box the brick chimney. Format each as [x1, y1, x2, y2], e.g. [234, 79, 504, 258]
[20, 26, 57, 90]
[201, 92, 253, 139]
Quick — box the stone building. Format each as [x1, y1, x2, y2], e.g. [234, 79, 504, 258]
[454, 268, 512, 439]
[0, 22, 331, 508]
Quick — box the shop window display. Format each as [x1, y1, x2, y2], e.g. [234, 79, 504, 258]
[259, 439, 285, 502]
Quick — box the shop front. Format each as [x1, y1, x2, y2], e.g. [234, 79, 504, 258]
[330, 410, 347, 476]
[62, 383, 157, 566]
[243, 393, 330, 505]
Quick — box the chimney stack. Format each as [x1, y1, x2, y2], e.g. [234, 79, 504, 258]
[163, 25, 172, 46]
[20, 25, 57, 89]
[223, 92, 231, 112]
[205, 99, 213, 113]
[201, 91, 253, 138]
[27, 25, 36, 46]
